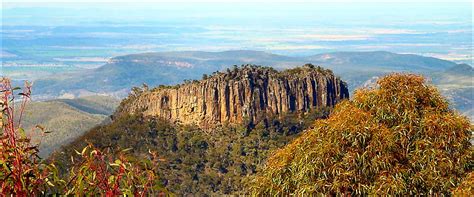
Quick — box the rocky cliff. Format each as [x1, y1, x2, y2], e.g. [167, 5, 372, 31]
[118, 64, 349, 127]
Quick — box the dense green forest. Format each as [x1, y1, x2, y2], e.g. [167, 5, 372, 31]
[52, 108, 331, 195]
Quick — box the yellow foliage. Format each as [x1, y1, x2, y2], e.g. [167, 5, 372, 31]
[452, 172, 474, 196]
[250, 73, 473, 195]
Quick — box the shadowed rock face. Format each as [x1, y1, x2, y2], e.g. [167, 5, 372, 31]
[119, 65, 349, 128]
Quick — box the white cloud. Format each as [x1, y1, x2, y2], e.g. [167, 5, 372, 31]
[356, 43, 445, 49]
[423, 53, 473, 61]
[266, 45, 329, 50]
[361, 29, 421, 35]
[3, 0, 471, 8]
[296, 34, 370, 41]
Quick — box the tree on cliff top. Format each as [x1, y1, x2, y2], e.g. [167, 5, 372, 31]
[250, 73, 473, 195]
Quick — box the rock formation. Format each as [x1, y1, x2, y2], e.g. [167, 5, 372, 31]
[118, 64, 349, 127]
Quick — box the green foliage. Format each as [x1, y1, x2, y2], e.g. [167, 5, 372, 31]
[53, 108, 331, 195]
[277, 63, 333, 79]
[250, 73, 473, 195]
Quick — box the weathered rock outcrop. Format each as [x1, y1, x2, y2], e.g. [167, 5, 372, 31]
[118, 64, 349, 127]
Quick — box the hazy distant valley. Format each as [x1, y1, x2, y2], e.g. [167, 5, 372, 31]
[19, 50, 472, 119]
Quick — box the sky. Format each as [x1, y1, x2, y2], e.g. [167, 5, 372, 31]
[3, 0, 472, 3]
[1, 0, 472, 63]
[2, 0, 473, 8]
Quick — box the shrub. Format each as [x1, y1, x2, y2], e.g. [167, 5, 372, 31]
[0, 78, 56, 195]
[0, 78, 167, 196]
[250, 73, 473, 195]
[63, 145, 165, 196]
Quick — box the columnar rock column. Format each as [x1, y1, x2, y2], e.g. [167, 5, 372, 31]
[119, 65, 349, 128]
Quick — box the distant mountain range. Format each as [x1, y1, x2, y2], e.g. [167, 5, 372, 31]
[32, 50, 472, 119]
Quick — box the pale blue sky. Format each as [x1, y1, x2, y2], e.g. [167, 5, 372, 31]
[2, 0, 472, 62]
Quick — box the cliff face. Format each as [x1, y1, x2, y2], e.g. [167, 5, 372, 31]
[119, 65, 349, 127]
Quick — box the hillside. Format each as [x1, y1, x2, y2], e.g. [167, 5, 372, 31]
[33, 50, 306, 99]
[307, 51, 458, 90]
[56, 95, 119, 115]
[52, 65, 345, 195]
[20, 95, 120, 157]
[308, 51, 456, 71]
[432, 64, 473, 119]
